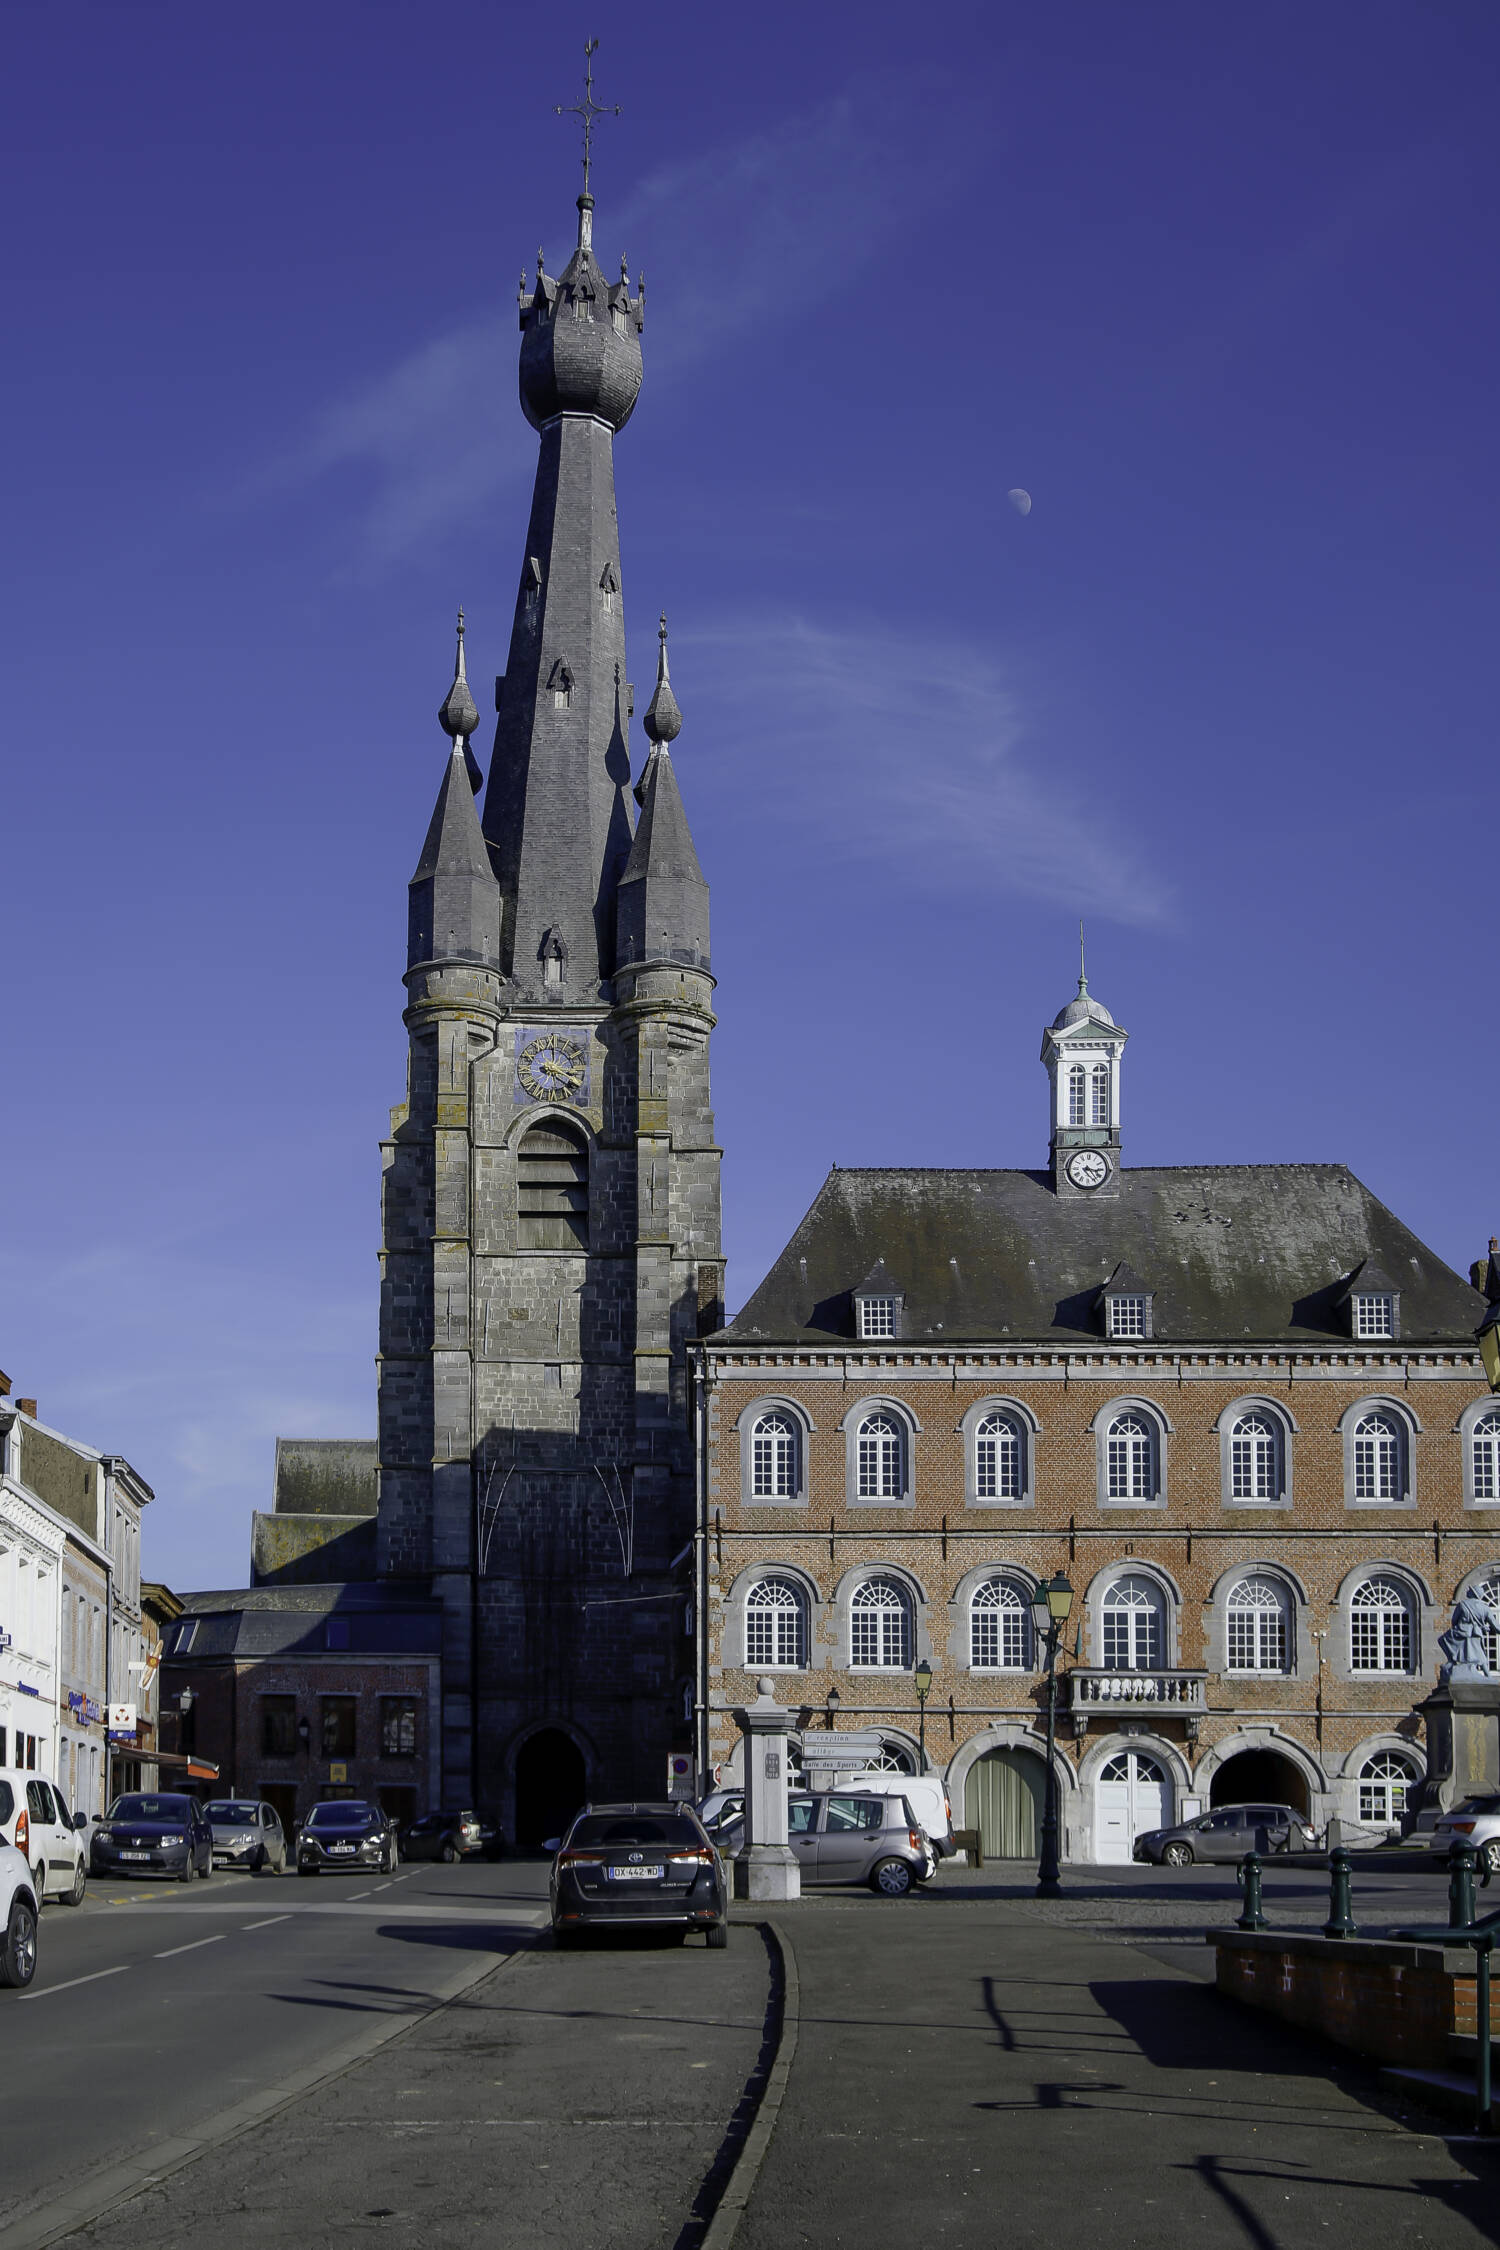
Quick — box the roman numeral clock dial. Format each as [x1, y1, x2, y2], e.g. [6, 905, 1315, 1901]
[518, 1032, 587, 1103]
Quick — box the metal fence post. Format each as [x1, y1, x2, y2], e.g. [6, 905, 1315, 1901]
[1323, 1846, 1357, 1939]
[1236, 1851, 1266, 1932]
[1449, 1842, 1478, 1932]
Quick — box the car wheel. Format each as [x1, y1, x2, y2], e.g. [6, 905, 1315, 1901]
[1483, 1841, 1500, 1876]
[178, 1859, 193, 1883]
[31, 1863, 47, 1909]
[250, 1845, 265, 1873]
[1161, 1842, 1194, 1869]
[441, 1840, 457, 1864]
[0, 1897, 38, 1989]
[199, 1855, 212, 1879]
[65, 1858, 86, 1907]
[870, 1857, 914, 1897]
[706, 1922, 728, 1950]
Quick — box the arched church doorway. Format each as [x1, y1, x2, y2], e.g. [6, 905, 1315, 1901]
[1210, 1748, 1308, 1816]
[964, 1747, 1047, 1859]
[515, 1730, 587, 1849]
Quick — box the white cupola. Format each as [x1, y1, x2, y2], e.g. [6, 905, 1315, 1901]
[1040, 944, 1128, 1199]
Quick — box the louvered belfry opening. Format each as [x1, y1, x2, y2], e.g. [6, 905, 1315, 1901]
[516, 1119, 589, 1249]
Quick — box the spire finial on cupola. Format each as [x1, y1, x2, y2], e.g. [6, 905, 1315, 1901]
[437, 608, 484, 792]
[1078, 919, 1088, 997]
[555, 37, 621, 250]
[642, 613, 683, 749]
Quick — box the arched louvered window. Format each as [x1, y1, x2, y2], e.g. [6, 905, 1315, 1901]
[1225, 1575, 1290, 1673]
[1067, 1064, 1086, 1127]
[1359, 1752, 1416, 1826]
[1090, 1061, 1110, 1127]
[744, 1578, 807, 1669]
[850, 1575, 913, 1668]
[1353, 1414, 1402, 1502]
[516, 1120, 588, 1249]
[750, 1414, 799, 1500]
[1231, 1415, 1281, 1501]
[975, 1413, 1023, 1502]
[1101, 1573, 1164, 1670]
[1106, 1413, 1156, 1502]
[1473, 1413, 1500, 1503]
[857, 1414, 905, 1501]
[970, 1578, 1030, 1670]
[1349, 1576, 1413, 1672]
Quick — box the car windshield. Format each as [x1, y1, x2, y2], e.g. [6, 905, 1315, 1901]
[110, 1795, 189, 1821]
[308, 1804, 381, 1831]
[1459, 1797, 1500, 1816]
[206, 1802, 259, 1823]
[569, 1815, 700, 1849]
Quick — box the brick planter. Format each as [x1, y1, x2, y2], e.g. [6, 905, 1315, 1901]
[1212, 1930, 1479, 2071]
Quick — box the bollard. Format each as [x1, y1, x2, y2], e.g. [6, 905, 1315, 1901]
[1323, 1846, 1357, 1940]
[1236, 1850, 1266, 1932]
[1450, 1842, 1478, 1931]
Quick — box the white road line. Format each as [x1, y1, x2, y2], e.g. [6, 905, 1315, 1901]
[18, 1965, 130, 2002]
[372, 1882, 394, 1892]
[347, 1891, 372, 1900]
[155, 1934, 226, 1959]
[242, 1914, 292, 1931]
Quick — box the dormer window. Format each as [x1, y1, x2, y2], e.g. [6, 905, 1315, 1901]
[851, 1260, 904, 1343]
[1352, 1294, 1394, 1340]
[1099, 1262, 1154, 1342]
[547, 659, 574, 712]
[1342, 1264, 1400, 1343]
[1108, 1295, 1148, 1340]
[860, 1298, 897, 1341]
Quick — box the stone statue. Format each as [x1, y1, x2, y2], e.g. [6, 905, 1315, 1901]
[1438, 1593, 1495, 1681]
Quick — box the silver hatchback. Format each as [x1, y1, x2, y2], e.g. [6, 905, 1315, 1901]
[724, 1791, 930, 1895]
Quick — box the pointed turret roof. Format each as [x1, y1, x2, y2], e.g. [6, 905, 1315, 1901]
[616, 620, 709, 973]
[409, 613, 501, 970]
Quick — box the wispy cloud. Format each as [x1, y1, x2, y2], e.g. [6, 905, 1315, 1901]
[688, 615, 1172, 928]
[246, 79, 974, 572]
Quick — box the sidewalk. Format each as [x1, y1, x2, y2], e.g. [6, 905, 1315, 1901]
[739, 1886, 1500, 2250]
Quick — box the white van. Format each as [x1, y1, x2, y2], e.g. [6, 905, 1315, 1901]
[0, 1771, 89, 1906]
[843, 1772, 954, 1860]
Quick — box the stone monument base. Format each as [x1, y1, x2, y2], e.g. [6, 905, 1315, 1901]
[1415, 1679, 1500, 1827]
[732, 1844, 801, 1902]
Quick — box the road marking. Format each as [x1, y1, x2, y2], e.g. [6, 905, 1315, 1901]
[242, 1914, 292, 1931]
[372, 1882, 394, 1892]
[348, 1890, 372, 1900]
[18, 1965, 130, 2002]
[155, 1934, 226, 1959]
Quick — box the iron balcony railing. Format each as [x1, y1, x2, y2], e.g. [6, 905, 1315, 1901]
[1066, 1668, 1208, 1711]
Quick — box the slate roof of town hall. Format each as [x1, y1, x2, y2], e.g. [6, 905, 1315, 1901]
[720, 1165, 1485, 1349]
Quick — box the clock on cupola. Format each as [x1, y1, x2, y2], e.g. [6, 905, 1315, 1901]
[1040, 949, 1128, 1200]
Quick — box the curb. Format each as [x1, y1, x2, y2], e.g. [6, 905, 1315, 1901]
[701, 1917, 800, 2250]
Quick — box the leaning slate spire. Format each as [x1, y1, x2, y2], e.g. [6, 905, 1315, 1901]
[617, 617, 709, 974]
[408, 610, 501, 972]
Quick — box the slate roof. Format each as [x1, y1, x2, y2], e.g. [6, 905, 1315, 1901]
[169, 1581, 442, 1660]
[720, 1166, 1484, 1348]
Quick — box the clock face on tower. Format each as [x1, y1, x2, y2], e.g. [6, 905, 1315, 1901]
[1066, 1149, 1111, 1190]
[518, 1031, 588, 1103]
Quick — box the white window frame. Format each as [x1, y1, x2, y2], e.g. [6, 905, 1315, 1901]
[857, 1413, 905, 1500]
[1352, 1293, 1395, 1340]
[751, 1414, 799, 1501]
[857, 1296, 898, 1341]
[1339, 1396, 1417, 1511]
[1106, 1296, 1148, 1341]
[842, 1398, 918, 1508]
[850, 1575, 913, 1669]
[1348, 1576, 1415, 1674]
[1460, 1399, 1500, 1509]
[1224, 1575, 1291, 1675]
[1096, 1401, 1167, 1508]
[743, 1577, 808, 1670]
[969, 1577, 1031, 1671]
[1358, 1751, 1416, 1826]
[1090, 1061, 1110, 1127]
[1097, 1572, 1168, 1672]
[736, 1397, 812, 1508]
[1067, 1064, 1086, 1127]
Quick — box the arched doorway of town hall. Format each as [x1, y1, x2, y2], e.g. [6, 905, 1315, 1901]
[1093, 1750, 1171, 1863]
[515, 1729, 587, 1850]
[964, 1747, 1047, 1859]
[1210, 1749, 1308, 1817]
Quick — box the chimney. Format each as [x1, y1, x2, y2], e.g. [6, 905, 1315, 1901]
[0, 1369, 10, 1396]
[16, 1398, 37, 1419]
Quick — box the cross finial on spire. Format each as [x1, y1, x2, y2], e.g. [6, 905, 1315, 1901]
[555, 37, 620, 201]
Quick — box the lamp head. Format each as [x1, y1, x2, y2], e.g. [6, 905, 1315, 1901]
[1046, 1571, 1075, 1624]
[177, 1686, 195, 1714]
[825, 1685, 841, 1712]
[914, 1658, 934, 1702]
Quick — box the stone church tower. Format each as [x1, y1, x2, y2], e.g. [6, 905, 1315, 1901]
[377, 174, 721, 1843]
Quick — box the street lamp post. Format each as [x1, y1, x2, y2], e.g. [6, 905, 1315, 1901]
[824, 1686, 841, 1732]
[1031, 1572, 1075, 1899]
[913, 1658, 934, 1772]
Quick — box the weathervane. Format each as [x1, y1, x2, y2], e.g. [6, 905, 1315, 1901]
[555, 37, 620, 199]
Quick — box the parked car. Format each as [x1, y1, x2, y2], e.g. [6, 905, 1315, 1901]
[91, 1792, 214, 1882]
[836, 1772, 955, 1861]
[550, 1801, 728, 1946]
[0, 1841, 39, 1989]
[401, 1809, 496, 1862]
[1431, 1796, 1500, 1872]
[1134, 1802, 1318, 1867]
[719, 1791, 931, 1896]
[297, 1800, 398, 1876]
[697, 1789, 744, 1834]
[0, 1770, 90, 1905]
[204, 1799, 288, 1873]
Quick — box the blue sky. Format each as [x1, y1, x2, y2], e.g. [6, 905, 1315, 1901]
[2, 2, 1496, 1589]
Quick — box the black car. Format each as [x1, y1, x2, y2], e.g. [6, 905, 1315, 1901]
[550, 1801, 727, 1947]
[91, 1793, 214, 1883]
[297, 1801, 398, 1876]
[401, 1809, 502, 1863]
[1134, 1801, 1319, 1866]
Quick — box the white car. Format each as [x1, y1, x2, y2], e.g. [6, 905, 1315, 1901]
[1431, 1795, 1500, 1873]
[0, 1840, 39, 1988]
[0, 1770, 89, 1906]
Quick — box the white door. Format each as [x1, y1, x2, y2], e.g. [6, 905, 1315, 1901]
[1093, 1751, 1171, 1864]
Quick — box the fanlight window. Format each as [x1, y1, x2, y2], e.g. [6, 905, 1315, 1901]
[1067, 1064, 1086, 1127]
[866, 1743, 916, 1774]
[1353, 1414, 1402, 1502]
[1226, 1576, 1290, 1673]
[744, 1578, 807, 1670]
[1349, 1576, 1413, 1673]
[1231, 1414, 1281, 1501]
[1359, 1752, 1415, 1826]
[857, 1413, 905, 1500]
[1473, 1413, 1500, 1503]
[1101, 1574, 1163, 1671]
[850, 1576, 913, 1668]
[751, 1413, 799, 1500]
[1090, 1061, 1110, 1127]
[975, 1413, 1022, 1502]
[516, 1120, 589, 1249]
[1106, 1412, 1156, 1501]
[970, 1578, 1030, 1670]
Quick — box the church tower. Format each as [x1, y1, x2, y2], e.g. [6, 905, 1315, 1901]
[376, 145, 721, 1841]
[1041, 946, 1127, 1198]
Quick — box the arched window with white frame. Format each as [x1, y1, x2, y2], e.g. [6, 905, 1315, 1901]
[1090, 1061, 1110, 1127]
[850, 1575, 913, 1668]
[857, 1413, 905, 1501]
[1358, 1751, 1416, 1827]
[1473, 1412, 1500, 1504]
[1106, 1412, 1156, 1502]
[1353, 1413, 1402, 1502]
[1101, 1573, 1165, 1671]
[970, 1577, 1031, 1671]
[1349, 1575, 1414, 1672]
[1225, 1575, 1290, 1674]
[975, 1413, 1023, 1502]
[744, 1577, 808, 1670]
[1230, 1414, 1281, 1502]
[750, 1413, 799, 1500]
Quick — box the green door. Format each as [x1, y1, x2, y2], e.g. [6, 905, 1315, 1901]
[965, 1748, 1047, 1859]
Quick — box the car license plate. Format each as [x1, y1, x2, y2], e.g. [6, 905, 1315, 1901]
[607, 1864, 664, 1880]
[330, 1844, 355, 1854]
[120, 1851, 151, 1861]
